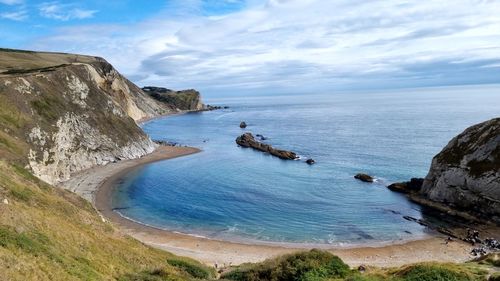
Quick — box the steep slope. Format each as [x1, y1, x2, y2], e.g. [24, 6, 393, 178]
[143, 86, 204, 111]
[0, 161, 214, 280]
[420, 118, 500, 221]
[0, 49, 214, 280]
[0, 49, 175, 185]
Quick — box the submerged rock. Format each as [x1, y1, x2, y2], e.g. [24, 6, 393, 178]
[236, 133, 297, 160]
[354, 173, 374, 183]
[240, 121, 247, 128]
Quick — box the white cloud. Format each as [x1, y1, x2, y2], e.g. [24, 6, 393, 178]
[39, 2, 97, 21]
[0, 0, 23, 5]
[29, 0, 500, 94]
[1, 9, 27, 21]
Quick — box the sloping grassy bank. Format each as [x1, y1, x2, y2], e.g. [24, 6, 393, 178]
[0, 161, 214, 280]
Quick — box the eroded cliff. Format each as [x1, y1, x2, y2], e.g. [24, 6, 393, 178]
[420, 118, 500, 220]
[0, 49, 175, 184]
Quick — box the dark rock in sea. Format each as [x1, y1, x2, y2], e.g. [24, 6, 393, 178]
[240, 121, 247, 128]
[306, 159, 315, 165]
[255, 134, 267, 140]
[387, 182, 409, 193]
[387, 178, 424, 194]
[236, 133, 298, 160]
[204, 104, 229, 111]
[354, 173, 374, 183]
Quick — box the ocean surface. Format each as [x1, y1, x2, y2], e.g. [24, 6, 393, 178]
[112, 85, 500, 246]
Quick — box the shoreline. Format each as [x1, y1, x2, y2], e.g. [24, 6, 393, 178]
[79, 145, 475, 267]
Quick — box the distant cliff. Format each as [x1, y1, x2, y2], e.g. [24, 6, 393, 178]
[0, 49, 176, 184]
[143, 86, 204, 111]
[420, 118, 500, 220]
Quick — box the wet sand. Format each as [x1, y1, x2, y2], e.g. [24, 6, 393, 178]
[71, 145, 474, 267]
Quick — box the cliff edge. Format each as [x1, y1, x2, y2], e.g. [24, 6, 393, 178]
[420, 118, 500, 220]
[142, 86, 204, 111]
[0, 49, 175, 184]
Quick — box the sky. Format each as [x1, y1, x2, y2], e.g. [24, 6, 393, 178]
[1, 0, 500, 96]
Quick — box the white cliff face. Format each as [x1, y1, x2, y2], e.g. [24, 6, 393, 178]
[27, 113, 157, 184]
[421, 118, 500, 220]
[0, 54, 172, 185]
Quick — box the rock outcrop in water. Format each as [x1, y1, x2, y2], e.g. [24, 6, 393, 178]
[0, 49, 177, 184]
[387, 178, 424, 194]
[419, 118, 500, 221]
[142, 86, 204, 111]
[354, 173, 374, 183]
[236, 133, 297, 160]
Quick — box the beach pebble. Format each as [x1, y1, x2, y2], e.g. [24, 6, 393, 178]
[2, 198, 8, 205]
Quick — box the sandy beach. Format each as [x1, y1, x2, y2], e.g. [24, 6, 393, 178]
[63, 145, 475, 267]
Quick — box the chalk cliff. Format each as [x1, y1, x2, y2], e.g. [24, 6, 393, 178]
[0, 49, 175, 184]
[420, 118, 500, 220]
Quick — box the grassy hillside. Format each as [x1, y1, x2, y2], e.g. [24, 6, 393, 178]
[0, 161, 215, 280]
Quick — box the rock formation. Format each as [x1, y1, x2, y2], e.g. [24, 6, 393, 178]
[354, 173, 374, 183]
[0, 49, 176, 184]
[387, 178, 424, 194]
[420, 118, 500, 220]
[240, 122, 247, 128]
[142, 86, 204, 111]
[236, 133, 297, 160]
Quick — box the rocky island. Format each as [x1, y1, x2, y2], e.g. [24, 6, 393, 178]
[236, 132, 298, 160]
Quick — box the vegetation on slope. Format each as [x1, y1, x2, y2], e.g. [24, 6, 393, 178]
[142, 86, 202, 111]
[220, 249, 493, 281]
[0, 161, 214, 280]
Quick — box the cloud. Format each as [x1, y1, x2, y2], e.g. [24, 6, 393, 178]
[0, 9, 27, 21]
[0, 0, 23, 5]
[38, 2, 97, 21]
[28, 0, 500, 95]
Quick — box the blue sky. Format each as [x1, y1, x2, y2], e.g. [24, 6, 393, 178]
[1, 0, 500, 96]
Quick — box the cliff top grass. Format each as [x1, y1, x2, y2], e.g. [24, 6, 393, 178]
[0, 48, 100, 74]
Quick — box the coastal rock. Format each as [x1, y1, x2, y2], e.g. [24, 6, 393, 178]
[0, 49, 176, 185]
[256, 134, 267, 140]
[142, 86, 204, 111]
[387, 178, 424, 194]
[240, 122, 247, 128]
[236, 133, 297, 160]
[420, 118, 500, 220]
[306, 159, 315, 165]
[354, 173, 374, 183]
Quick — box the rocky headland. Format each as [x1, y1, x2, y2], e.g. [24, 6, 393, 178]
[142, 86, 204, 111]
[386, 118, 499, 224]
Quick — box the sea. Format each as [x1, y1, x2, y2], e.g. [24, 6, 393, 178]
[111, 85, 500, 246]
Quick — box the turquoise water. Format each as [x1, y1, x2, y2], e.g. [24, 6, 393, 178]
[112, 85, 500, 246]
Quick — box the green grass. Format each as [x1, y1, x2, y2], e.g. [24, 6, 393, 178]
[221, 251, 490, 281]
[222, 249, 350, 281]
[0, 161, 214, 281]
[167, 258, 215, 279]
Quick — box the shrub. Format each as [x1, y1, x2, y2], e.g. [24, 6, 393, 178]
[398, 264, 474, 281]
[222, 249, 350, 281]
[167, 258, 215, 279]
